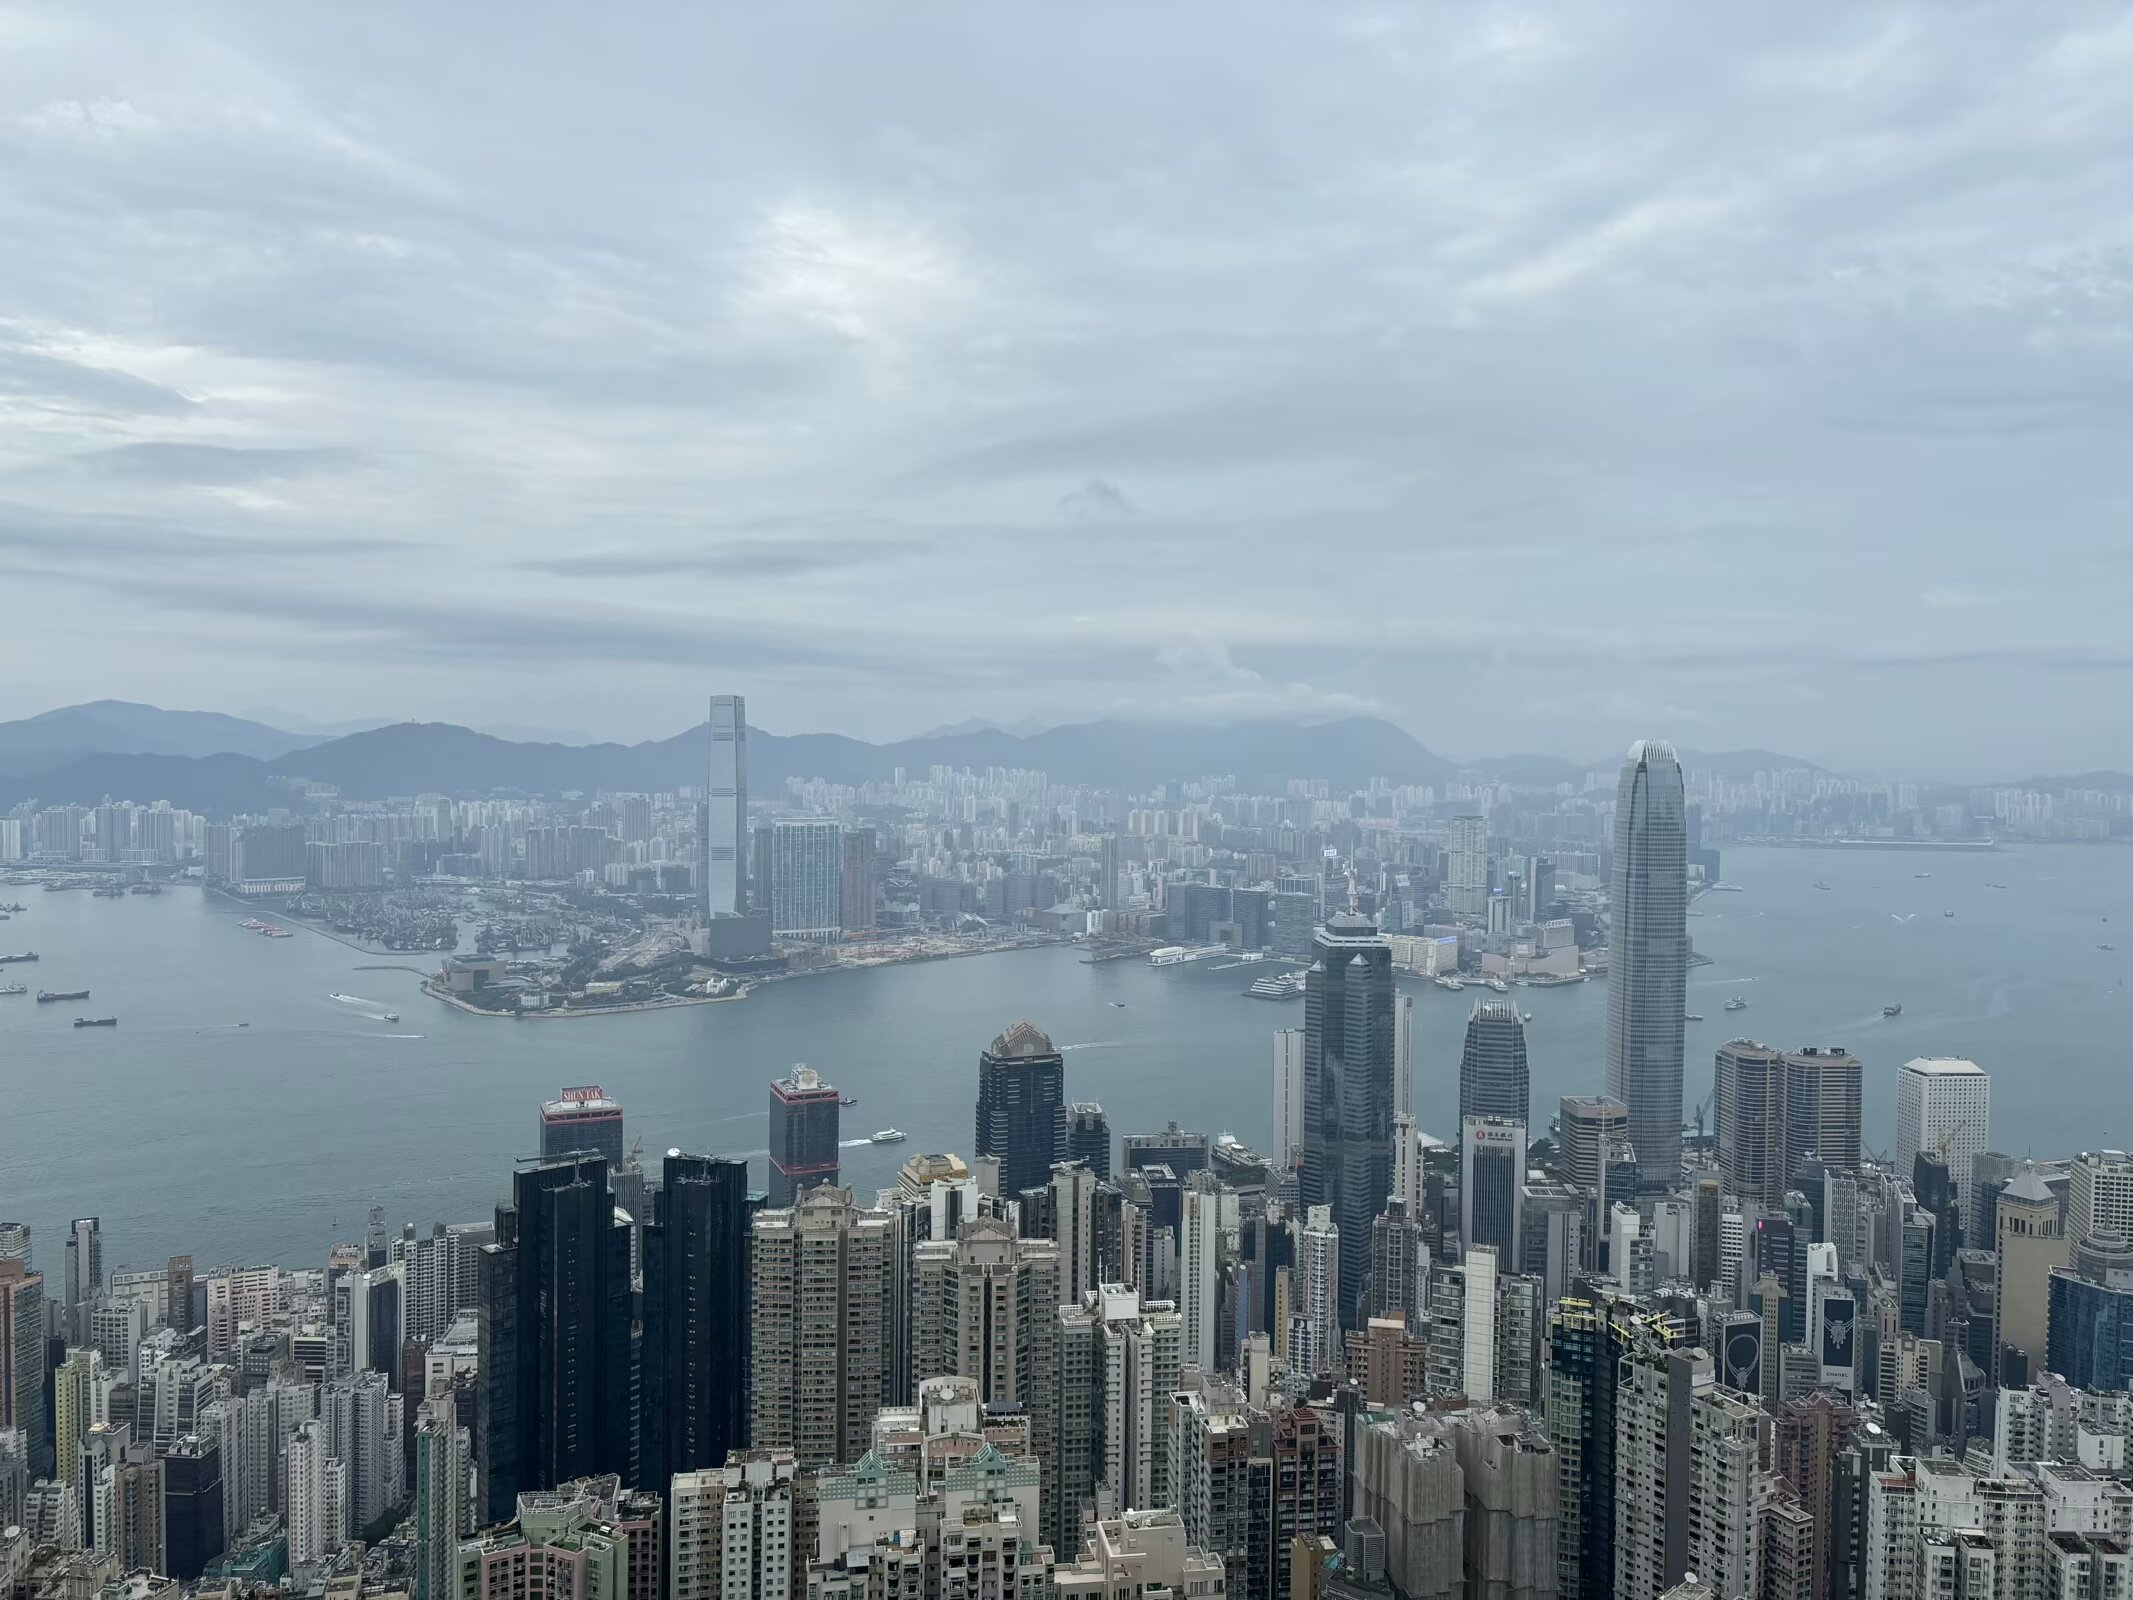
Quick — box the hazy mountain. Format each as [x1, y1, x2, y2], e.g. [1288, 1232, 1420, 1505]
[0, 751, 283, 814]
[913, 716, 1053, 740]
[0, 700, 320, 775]
[1465, 753, 1588, 787]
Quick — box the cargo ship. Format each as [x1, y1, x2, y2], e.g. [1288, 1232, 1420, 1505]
[37, 989, 90, 1003]
[0, 951, 38, 964]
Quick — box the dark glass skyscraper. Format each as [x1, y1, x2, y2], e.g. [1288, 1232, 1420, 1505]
[538, 1086, 625, 1171]
[1606, 740, 1688, 1191]
[1299, 910, 1394, 1331]
[767, 1064, 841, 1206]
[975, 1021, 1067, 1195]
[476, 1155, 634, 1522]
[1067, 1102, 1112, 1179]
[1457, 999, 1530, 1128]
[642, 1152, 754, 1489]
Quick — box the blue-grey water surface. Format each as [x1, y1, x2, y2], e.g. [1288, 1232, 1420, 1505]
[2, 843, 2127, 1274]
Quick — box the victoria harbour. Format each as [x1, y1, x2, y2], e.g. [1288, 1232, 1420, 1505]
[5, 841, 2125, 1273]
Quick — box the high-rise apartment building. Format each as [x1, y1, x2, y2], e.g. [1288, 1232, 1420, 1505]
[538, 1087, 625, 1171]
[766, 1064, 841, 1207]
[1458, 1000, 1530, 1129]
[1288, 1207, 1341, 1378]
[750, 1186, 892, 1469]
[642, 1152, 753, 1490]
[476, 1155, 634, 1523]
[1353, 1407, 1558, 1600]
[325, 1369, 404, 1534]
[705, 695, 748, 919]
[1273, 1030, 1306, 1173]
[1895, 1057, 1990, 1212]
[1301, 911, 1395, 1331]
[670, 1450, 808, 1600]
[414, 1398, 470, 1600]
[1177, 1175, 1236, 1372]
[1606, 740, 1688, 1191]
[1054, 1285, 1181, 1553]
[976, 1022, 1067, 1196]
[1460, 1118, 1525, 1264]
[1447, 815, 1489, 917]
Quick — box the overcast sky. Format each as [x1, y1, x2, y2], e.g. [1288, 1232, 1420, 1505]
[1, 6, 2129, 774]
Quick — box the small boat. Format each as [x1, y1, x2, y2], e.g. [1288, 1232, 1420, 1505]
[1724, 996, 1749, 1012]
[1109, 1001, 1127, 1008]
[37, 989, 89, 1003]
[1986, 882, 2007, 890]
[1913, 872, 1932, 879]
[870, 1128, 907, 1144]
[381, 1013, 400, 1023]
[0, 951, 39, 964]
[841, 1096, 858, 1107]
[0, 982, 26, 996]
[1882, 1003, 1903, 1018]
[2102, 945, 2117, 953]
[1943, 910, 1955, 919]
[73, 1017, 117, 1028]
[1812, 882, 1831, 891]
[1684, 1013, 1704, 1022]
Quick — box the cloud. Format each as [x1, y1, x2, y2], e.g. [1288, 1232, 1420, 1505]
[57, 443, 361, 485]
[0, 343, 196, 415]
[514, 536, 929, 579]
[1058, 478, 1137, 520]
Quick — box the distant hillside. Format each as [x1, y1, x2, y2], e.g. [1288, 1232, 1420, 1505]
[0, 751, 283, 814]
[2015, 770, 2133, 792]
[0, 700, 316, 775]
[1467, 753, 1587, 787]
[0, 714, 1457, 808]
[1675, 747, 1824, 781]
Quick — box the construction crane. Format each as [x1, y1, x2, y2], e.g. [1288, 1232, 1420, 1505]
[1683, 1096, 1712, 1139]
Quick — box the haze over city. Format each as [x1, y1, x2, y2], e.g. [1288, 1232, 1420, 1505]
[3, 8, 2131, 772]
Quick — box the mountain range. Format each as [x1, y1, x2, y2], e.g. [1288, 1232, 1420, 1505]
[0, 699, 1852, 813]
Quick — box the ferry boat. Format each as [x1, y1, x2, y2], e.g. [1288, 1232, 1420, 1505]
[1811, 882, 1832, 891]
[1483, 976, 1510, 994]
[1882, 1003, 1903, 1018]
[870, 1128, 907, 1144]
[1684, 1013, 1704, 1022]
[0, 951, 38, 964]
[73, 1017, 117, 1028]
[1432, 975, 1465, 991]
[0, 982, 25, 996]
[1724, 996, 1749, 1012]
[37, 989, 89, 1003]
[1247, 973, 1305, 1000]
[841, 1096, 860, 1107]
[381, 1013, 400, 1024]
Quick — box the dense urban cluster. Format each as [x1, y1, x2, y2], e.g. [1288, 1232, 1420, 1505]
[5, 721, 2133, 1600]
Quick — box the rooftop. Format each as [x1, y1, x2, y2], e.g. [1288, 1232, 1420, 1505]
[987, 1020, 1056, 1059]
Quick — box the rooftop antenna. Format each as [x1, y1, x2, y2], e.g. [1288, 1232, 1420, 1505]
[1347, 864, 1359, 916]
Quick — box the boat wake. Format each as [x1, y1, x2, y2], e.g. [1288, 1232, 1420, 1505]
[378, 1033, 426, 1040]
[1060, 1040, 1127, 1052]
[328, 993, 388, 1010]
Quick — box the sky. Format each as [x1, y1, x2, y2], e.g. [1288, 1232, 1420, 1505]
[0, 6, 2130, 776]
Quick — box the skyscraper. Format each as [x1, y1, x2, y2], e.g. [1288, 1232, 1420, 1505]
[705, 694, 748, 919]
[65, 1217, 101, 1343]
[1447, 815, 1489, 917]
[538, 1086, 625, 1171]
[1273, 1030, 1306, 1173]
[1300, 910, 1395, 1330]
[1556, 1095, 1631, 1194]
[1067, 1103, 1112, 1179]
[1783, 1046, 1864, 1177]
[1895, 1057, 1991, 1212]
[0, 1260, 47, 1478]
[1457, 1000, 1530, 1128]
[642, 1152, 754, 1489]
[1715, 1039, 1786, 1208]
[1460, 1117, 1525, 1264]
[839, 827, 877, 933]
[976, 1021, 1067, 1196]
[476, 1155, 634, 1522]
[767, 1064, 841, 1207]
[1605, 740, 1688, 1192]
[767, 818, 843, 943]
